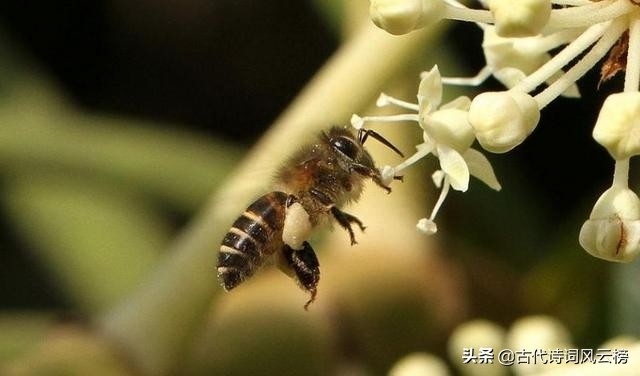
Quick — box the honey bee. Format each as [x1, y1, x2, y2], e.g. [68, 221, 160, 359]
[217, 126, 403, 309]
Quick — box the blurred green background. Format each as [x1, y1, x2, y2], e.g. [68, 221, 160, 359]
[0, 1, 639, 375]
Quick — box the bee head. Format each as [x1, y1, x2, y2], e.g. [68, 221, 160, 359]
[325, 126, 403, 156]
[326, 128, 359, 158]
[324, 126, 403, 192]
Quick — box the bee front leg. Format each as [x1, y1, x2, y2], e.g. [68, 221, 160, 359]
[282, 241, 320, 310]
[351, 163, 393, 194]
[285, 194, 299, 208]
[330, 206, 366, 245]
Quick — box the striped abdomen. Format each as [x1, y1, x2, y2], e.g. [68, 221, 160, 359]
[217, 191, 288, 291]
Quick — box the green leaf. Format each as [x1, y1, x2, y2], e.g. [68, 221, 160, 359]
[4, 175, 170, 313]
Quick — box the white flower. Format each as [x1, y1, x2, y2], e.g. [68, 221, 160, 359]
[593, 92, 640, 160]
[400, 65, 502, 192]
[579, 185, 640, 263]
[468, 91, 540, 153]
[352, 65, 501, 234]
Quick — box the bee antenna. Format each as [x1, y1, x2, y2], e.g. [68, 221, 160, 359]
[359, 129, 404, 158]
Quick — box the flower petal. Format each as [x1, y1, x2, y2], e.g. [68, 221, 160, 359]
[441, 95, 471, 110]
[418, 65, 442, 112]
[431, 170, 445, 188]
[437, 144, 469, 192]
[493, 67, 527, 88]
[463, 148, 502, 191]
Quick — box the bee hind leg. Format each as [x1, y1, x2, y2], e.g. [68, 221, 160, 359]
[330, 206, 365, 245]
[282, 241, 320, 310]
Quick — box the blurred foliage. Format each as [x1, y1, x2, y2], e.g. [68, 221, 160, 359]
[0, 1, 639, 375]
[0, 313, 53, 363]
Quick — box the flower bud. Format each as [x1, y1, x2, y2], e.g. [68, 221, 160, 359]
[579, 186, 640, 263]
[448, 319, 507, 376]
[506, 315, 572, 350]
[468, 91, 540, 153]
[506, 315, 572, 374]
[370, 0, 445, 35]
[388, 353, 449, 376]
[487, 0, 551, 37]
[593, 92, 640, 160]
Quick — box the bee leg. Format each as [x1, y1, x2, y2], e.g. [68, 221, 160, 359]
[330, 206, 366, 245]
[351, 164, 393, 194]
[309, 187, 333, 206]
[282, 241, 320, 310]
[285, 194, 299, 207]
[309, 188, 365, 244]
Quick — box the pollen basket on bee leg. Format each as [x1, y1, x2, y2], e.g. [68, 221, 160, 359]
[282, 202, 313, 250]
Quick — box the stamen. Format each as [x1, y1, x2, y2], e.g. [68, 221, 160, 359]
[429, 176, 451, 221]
[377, 93, 420, 111]
[442, 66, 493, 87]
[393, 143, 434, 175]
[357, 114, 421, 124]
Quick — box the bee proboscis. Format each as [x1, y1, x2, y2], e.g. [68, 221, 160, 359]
[217, 126, 402, 309]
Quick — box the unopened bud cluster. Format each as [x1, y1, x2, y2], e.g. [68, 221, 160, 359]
[358, 0, 640, 263]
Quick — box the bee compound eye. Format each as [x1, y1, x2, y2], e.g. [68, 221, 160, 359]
[332, 136, 359, 159]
